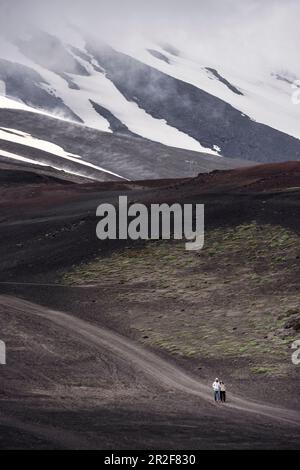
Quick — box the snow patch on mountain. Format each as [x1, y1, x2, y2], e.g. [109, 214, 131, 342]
[0, 127, 76, 157]
[0, 35, 219, 154]
[0, 94, 37, 112]
[69, 50, 215, 153]
[0, 148, 48, 166]
[0, 127, 128, 180]
[111, 39, 300, 141]
[1, 29, 299, 159]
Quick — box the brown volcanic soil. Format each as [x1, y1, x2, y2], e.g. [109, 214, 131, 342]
[0, 161, 300, 449]
[191, 161, 300, 193]
[1, 160, 300, 215]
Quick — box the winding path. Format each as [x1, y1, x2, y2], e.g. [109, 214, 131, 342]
[1, 294, 299, 428]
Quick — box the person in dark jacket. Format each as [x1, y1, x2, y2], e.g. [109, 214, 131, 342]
[220, 381, 226, 402]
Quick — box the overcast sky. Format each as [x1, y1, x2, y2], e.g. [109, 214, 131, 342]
[0, 0, 298, 75]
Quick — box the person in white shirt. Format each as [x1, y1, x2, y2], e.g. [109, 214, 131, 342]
[212, 378, 221, 402]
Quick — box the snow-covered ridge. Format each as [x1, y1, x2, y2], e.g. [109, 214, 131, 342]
[0, 28, 299, 164]
[68, 49, 217, 154]
[0, 34, 220, 155]
[0, 127, 128, 180]
[111, 38, 300, 141]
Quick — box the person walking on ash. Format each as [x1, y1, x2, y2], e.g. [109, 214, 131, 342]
[220, 380, 226, 403]
[212, 378, 221, 402]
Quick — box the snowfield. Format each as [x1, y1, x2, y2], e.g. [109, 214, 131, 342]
[71, 53, 213, 153]
[0, 28, 299, 162]
[0, 49, 217, 154]
[0, 94, 43, 113]
[111, 38, 300, 141]
[0, 35, 219, 154]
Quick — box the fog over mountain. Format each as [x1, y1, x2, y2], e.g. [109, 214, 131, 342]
[0, 0, 299, 180]
[1, 0, 299, 75]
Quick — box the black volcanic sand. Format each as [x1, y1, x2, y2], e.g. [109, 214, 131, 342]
[0, 164, 300, 449]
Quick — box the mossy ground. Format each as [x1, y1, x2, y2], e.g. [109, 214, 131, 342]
[62, 222, 300, 377]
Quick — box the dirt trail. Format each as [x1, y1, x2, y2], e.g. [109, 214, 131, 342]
[1, 295, 300, 428]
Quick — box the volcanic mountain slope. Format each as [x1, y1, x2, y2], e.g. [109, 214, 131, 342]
[86, 42, 300, 163]
[0, 28, 300, 166]
[0, 108, 251, 182]
[0, 161, 300, 449]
